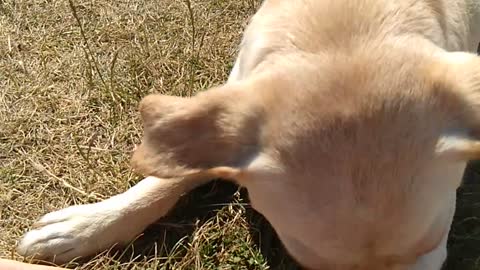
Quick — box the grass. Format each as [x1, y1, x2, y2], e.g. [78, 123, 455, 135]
[0, 0, 480, 269]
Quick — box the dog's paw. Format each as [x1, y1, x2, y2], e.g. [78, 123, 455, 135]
[17, 202, 138, 264]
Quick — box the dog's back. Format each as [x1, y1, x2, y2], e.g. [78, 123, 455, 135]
[232, 0, 479, 83]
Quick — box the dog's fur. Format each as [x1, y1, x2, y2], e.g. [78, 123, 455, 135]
[17, 0, 480, 269]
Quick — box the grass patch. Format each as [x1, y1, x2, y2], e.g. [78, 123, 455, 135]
[1, 0, 480, 269]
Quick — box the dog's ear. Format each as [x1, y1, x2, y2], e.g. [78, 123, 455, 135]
[433, 52, 480, 161]
[131, 84, 264, 181]
[436, 135, 480, 161]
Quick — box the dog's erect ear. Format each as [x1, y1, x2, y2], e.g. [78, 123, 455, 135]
[433, 52, 480, 161]
[131, 84, 264, 181]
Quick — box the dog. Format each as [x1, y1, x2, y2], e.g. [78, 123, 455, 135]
[17, 0, 480, 269]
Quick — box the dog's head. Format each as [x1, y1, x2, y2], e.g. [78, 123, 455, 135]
[132, 48, 480, 181]
[131, 47, 480, 269]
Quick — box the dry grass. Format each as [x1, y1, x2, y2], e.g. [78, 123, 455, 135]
[1, 0, 480, 269]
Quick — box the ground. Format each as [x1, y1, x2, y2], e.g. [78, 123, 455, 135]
[1, 0, 480, 269]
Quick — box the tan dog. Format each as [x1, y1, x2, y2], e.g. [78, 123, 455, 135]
[17, 0, 480, 269]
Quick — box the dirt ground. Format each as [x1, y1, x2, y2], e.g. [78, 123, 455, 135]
[1, 0, 480, 269]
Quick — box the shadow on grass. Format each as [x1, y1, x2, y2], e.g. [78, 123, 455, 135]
[98, 161, 480, 270]
[445, 161, 480, 270]
[104, 180, 298, 269]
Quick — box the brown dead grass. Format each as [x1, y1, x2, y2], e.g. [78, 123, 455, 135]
[0, 0, 281, 268]
[1, 0, 480, 269]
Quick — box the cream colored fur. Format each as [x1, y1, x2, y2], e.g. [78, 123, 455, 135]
[17, 0, 480, 269]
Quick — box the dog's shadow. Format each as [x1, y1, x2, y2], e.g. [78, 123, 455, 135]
[98, 162, 480, 270]
[444, 161, 480, 270]
[110, 180, 300, 269]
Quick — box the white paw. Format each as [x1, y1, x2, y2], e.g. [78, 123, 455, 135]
[17, 202, 140, 264]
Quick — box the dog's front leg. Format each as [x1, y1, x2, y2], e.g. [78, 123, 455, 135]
[17, 176, 204, 264]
